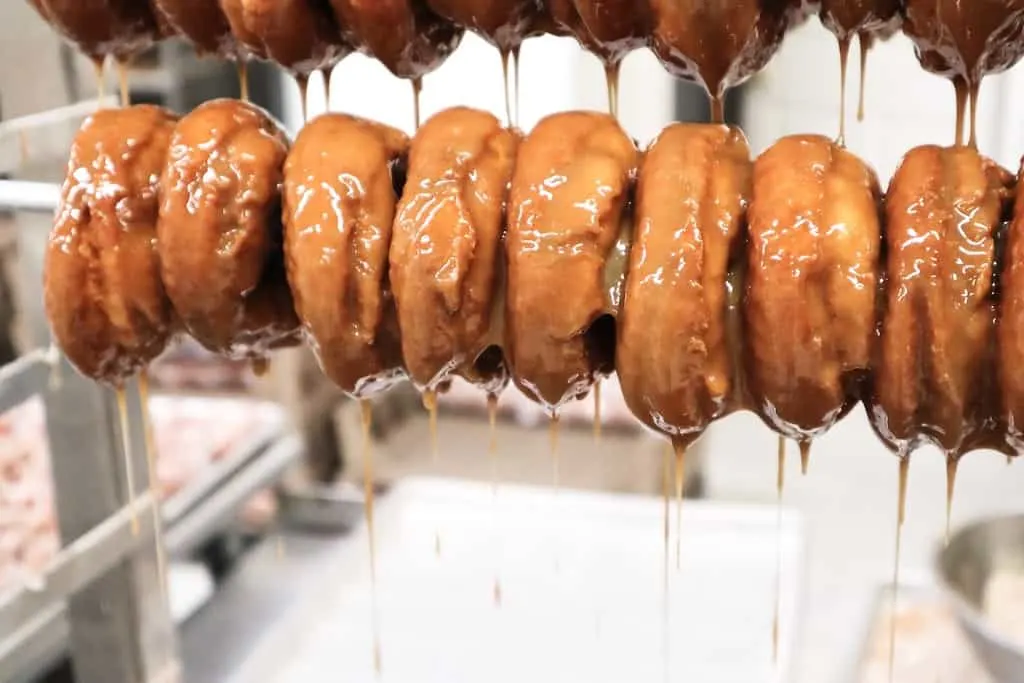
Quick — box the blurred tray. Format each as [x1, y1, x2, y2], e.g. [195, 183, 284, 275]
[277, 481, 368, 534]
[854, 582, 992, 683]
[202, 479, 805, 683]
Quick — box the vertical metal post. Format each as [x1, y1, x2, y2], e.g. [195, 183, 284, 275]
[18, 209, 180, 683]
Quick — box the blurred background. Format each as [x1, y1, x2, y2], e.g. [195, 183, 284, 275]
[4, 3, 1024, 683]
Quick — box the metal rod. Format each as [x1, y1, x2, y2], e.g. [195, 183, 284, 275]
[0, 347, 54, 414]
[0, 180, 59, 213]
[161, 422, 285, 525]
[0, 493, 157, 639]
[43, 363, 180, 683]
[164, 435, 302, 556]
[0, 98, 114, 136]
[0, 602, 63, 683]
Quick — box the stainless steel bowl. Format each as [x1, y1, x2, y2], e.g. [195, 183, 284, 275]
[937, 514, 1024, 683]
[278, 481, 370, 533]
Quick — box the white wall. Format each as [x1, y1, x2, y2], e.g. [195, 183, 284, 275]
[279, 32, 676, 144]
[281, 18, 1024, 182]
[742, 18, 1023, 183]
[0, 3, 77, 118]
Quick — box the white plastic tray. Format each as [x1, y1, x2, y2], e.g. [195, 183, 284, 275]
[226, 478, 804, 683]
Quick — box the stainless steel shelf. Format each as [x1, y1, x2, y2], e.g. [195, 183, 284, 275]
[0, 408, 300, 683]
[0, 494, 159, 683]
[0, 347, 55, 414]
[0, 180, 58, 214]
[4, 106, 177, 683]
[164, 433, 302, 557]
[162, 422, 288, 528]
[0, 170, 303, 677]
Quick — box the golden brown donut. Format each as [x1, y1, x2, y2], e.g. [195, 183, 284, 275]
[820, 0, 900, 43]
[506, 110, 637, 412]
[999, 160, 1024, 454]
[157, 99, 299, 363]
[903, 0, 1024, 143]
[33, 0, 165, 61]
[219, 0, 351, 75]
[390, 107, 518, 394]
[423, 0, 541, 52]
[870, 145, 1012, 457]
[44, 105, 177, 386]
[152, 0, 245, 57]
[329, 0, 464, 80]
[745, 135, 882, 442]
[548, 0, 650, 67]
[283, 114, 408, 397]
[617, 123, 750, 446]
[647, 0, 794, 120]
[903, 0, 1024, 84]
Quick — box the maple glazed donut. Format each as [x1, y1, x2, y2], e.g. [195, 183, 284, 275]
[870, 145, 1012, 458]
[44, 105, 178, 386]
[282, 113, 408, 397]
[617, 123, 750, 447]
[505, 110, 638, 413]
[157, 99, 300, 365]
[744, 135, 882, 445]
[389, 107, 519, 395]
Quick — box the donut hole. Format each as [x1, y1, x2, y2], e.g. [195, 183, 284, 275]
[584, 313, 617, 376]
[472, 344, 507, 385]
[841, 367, 872, 409]
[390, 152, 409, 198]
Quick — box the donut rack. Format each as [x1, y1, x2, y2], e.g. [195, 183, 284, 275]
[0, 101, 303, 683]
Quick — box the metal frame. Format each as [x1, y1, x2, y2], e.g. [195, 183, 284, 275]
[0, 420, 301, 683]
[0, 181, 181, 683]
[0, 176, 307, 683]
[0, 63, 321, 680]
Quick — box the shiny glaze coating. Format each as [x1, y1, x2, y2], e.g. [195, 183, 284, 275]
[31, 0, 164, 60]
[903, 0, 1024, 84]
[819, 0, 900, 41]
[647, 0, 793, 105]
[547, 0, 650, 66]
[423, 0, 543, 51]
[506, 111, 637, 411]
[158, 99, 299, 361]
[871, 146, 1012, 457]
[149, 0, 178, 38]
[283, 114, 408, 397]
[329, 0, 464, 80]
[999, 160, 1024, 451]
[219, 0, 351, 75]
[617, 124, 750, 444]
[788, 0, 816, 24]
[573, 0, 652, 63]
[745, 135, 882, 440]
[153, 0, 243, 57]
[44, 106, 177, 386]
[390, 107, 519, 393]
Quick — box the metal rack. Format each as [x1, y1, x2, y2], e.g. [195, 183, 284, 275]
[0, 171, 303, 683]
